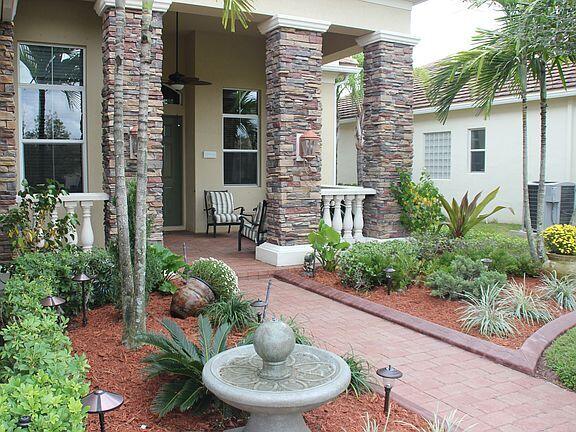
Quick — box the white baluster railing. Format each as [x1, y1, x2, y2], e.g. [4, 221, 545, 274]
[320, 186, 376, 243]
[59, 193, 109, 251]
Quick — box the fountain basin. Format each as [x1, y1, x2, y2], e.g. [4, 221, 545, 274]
[203, 344, 351, 432]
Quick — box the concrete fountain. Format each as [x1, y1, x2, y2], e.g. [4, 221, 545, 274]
[203, 319, 351, 432]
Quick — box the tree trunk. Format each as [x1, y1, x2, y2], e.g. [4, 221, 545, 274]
[130, 0, 153, 348]
[519, 64, 537, 260]
[536, 63, 548, 260]
[113, 0, 136, 346]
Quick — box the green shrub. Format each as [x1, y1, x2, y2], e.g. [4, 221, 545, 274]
[503, 279, 553, 324]
[459, 284, 517, 338]
[545, 327, 576, 391]
[204, 294, 256, 330]
[341, 351, 373, 397]
[427, 255, 507, 300]
[146, 244, 186, 295]
[540, 273, 576, 311]
[391, 170, 443, 234]
[141, 316, 231, 416]
[308, 220, 350, 272]
[241, 316, 314, 346]
[0, 275, 89, 432]
[339, 241, 420, 292]
[186, 257, 238, 300]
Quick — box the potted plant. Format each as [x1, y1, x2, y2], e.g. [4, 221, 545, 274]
[542, 224, 576, 277]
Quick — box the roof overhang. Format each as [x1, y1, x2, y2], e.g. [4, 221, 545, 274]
[361, 0, 429, 11]
[94, 0, 173, 15]
[1, 0, 18, 22]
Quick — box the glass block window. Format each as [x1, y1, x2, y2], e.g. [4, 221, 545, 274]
[18, 43, 85, 192]
[222, 89, 259, 185]
[470, 128, 486, 172]
[424, 131, 451, 179]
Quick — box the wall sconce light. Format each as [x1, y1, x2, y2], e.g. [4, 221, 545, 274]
[296, 129, 320, 161]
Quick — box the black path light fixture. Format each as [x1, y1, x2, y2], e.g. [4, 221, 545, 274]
[303, 251, 316, 277]
[376, 365, 403, 415]
[250, 279, 272, 323]
[73, 272, 92, 327]
[17, 416, 31, 428]
[385, 268, 395, 295]
[40, 295, 66, 317]
[82, 389, 124, 432]
[481, 258, 493, 271]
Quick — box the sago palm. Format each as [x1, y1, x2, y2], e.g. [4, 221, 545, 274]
[140, 316, 231, 416]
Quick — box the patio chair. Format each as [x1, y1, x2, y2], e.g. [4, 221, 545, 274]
[204, 190, 245, 237]
[238, 200, 268, 251]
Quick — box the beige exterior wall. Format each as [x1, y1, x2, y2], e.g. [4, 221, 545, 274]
[321, 72, 339, 185]
[413, 97, 576, 224]
[337, 119, 358, 185]
[14, 0, 106, 246]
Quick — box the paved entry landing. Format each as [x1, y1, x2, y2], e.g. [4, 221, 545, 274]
[240, 278, 576, 432]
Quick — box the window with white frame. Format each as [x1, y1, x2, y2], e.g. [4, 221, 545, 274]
[222, 89, 259, 186]
[470, 128, 486, 172]
[18, 43, 85, 193]
[424, 131, 451, 179]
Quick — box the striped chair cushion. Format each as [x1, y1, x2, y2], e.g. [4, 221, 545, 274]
[214, 213, 241, 223]
[241, 220, 259, 241]
[254, 201, 265, 226]
[208, 191, 240, 224]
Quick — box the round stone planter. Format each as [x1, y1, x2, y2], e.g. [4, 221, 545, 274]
[546, 253, 576, 278]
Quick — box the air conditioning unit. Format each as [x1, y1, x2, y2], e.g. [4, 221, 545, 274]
[528, 181, 575, 230]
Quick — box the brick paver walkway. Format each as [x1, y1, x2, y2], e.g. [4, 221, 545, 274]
[241, 278, 576, 432]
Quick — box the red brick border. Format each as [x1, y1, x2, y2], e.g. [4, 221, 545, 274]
[275, 270, 576, 376]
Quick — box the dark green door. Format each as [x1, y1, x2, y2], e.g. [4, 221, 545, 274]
[162, 115, 183, 227]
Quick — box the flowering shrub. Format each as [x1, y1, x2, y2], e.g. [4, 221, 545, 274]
[186, 257, 239, 299]
[391, 170, 443, 234]
[543, 224, 576, 256]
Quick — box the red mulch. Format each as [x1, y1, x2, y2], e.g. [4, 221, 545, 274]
[308, 270, 566, 350]
[69, 293, 425, 432]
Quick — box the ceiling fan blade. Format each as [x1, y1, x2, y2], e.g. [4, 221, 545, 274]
[189, 77, 212, 86]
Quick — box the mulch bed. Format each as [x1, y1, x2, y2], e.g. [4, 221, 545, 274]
[306, 269, 567, 350]
[69, 293, 426, 432]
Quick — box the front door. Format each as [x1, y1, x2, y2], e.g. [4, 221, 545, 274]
[162, 115, 183, 227]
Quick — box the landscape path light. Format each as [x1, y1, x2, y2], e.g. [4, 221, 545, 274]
[250, 279, 272, 323]
[376, 365, 403, 415]
[303, 252, 316, 277]
[73, 272, 92, 326]
[481, 258, 493, 270]
[385, 268, 395, 295]
[40, 295, 66, 317]
[17, 416, 31, 428]
[81, 389, 124, 432]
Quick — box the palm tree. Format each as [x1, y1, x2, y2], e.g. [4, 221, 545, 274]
[222, 0, 253, 32]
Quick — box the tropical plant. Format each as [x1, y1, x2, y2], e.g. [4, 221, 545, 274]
[545, 327, 576, 391]
[503, 278, 553, 324]
[308, 220, 350, 272]
[540, 272, 576, 311]
[391, 170, 443, 234]
[459, 283, 517, 338]
[187, 257, 239, 299]
[427, 255, 507, 300]
[0, 180, 77, 256]
[408, 410, 476, 432]
[204, 294, 256, 330]
[339, 241, 420, 292]
[241, 315, 314, 346]
[147, 243, 186, 294]
[140, 316, 231, 416]
[439, 188, 512, 238]
[341, 351, 373, 397]
[542, 224, 576, 256]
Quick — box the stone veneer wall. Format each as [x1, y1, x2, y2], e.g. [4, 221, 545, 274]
[0, 23, 16, 262]
[264, 27, 323, 246]
[101, 7, 164, 243]
[362, 40, 414, 238]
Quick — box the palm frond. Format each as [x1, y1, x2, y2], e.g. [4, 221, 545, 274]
[222, 0, 253, 32]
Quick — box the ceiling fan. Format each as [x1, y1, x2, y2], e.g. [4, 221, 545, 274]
[165, 12, 211, 90]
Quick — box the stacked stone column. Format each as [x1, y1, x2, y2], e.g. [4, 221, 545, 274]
[359, 33, 417, 239]
[0, 22, 16, 262]
[100, 6, 164, 243]
[260, 19, 328, 246]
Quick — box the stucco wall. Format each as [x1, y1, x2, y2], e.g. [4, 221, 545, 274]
[337, 119, 358, 185]
[14, 0, 106, 246]
[412, 97, 576, 224]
